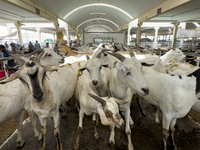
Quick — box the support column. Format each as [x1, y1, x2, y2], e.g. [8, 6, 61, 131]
[14, 21, 23, 45]
[64, 23, 69, 45]
[136, 22, 143, 46]
[172, 22, 180, 47]
[127, 24, 131, 45]
[54, 21, 61, 45]
[35, 27, 41, 44]
[76, 29, 80, 44]
[154, 26, 160, 48]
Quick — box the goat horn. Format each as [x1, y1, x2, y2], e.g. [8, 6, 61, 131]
[86, 55, 90, 60]
[35, 50, 45, 63]
[101, 49, 112, 53]
[10, 54, 26, 66]
[96, 49, 113, 58]
[27, 49, 44, 58]
[129, 51, 135, 57]
[96, 52, 102, 58]
[107, 52, 126, 62]
[88, 93, 106, 106]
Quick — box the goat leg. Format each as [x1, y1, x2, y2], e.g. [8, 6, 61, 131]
[74, 110, 84, 150]
[169, 119, 177, 150]
[54, 125, 63, 150]
[92, 114, 99, 143]
[15, 113, 25, 147]
[73, 126, 82, 150]
[27, 110, 42, 140]
[39, 118, 46, 150]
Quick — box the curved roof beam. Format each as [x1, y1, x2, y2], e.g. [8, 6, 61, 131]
[85, 25, 113, 32]
[64, 3, 133, 20]
[77, 18, 119, 28]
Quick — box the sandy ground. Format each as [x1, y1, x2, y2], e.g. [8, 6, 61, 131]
[1, 98, 200, 150]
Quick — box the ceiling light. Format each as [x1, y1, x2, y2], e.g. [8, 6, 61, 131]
[90, 12, 106, 15]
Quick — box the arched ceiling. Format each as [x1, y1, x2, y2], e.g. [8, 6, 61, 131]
[78, 19, 117, 31]
[32, 0, 165, 32]
[85, 25, 113, 32]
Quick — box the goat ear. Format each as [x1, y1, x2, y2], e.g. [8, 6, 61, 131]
[113, 61, 118, 67]
[10, 54, 26, 67]
[102, 64, 109, 68]
[114, 98, 128, 105]
[0, 70, 20, 84]
[86, 55, 90, 60]
[41, 65, 58, 72]
[97, 106, 112, 126]
[77, 67, 86, 76]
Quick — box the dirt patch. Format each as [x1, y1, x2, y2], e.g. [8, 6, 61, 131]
[1, 100, 200, 150]
[0, 110, 28, 145]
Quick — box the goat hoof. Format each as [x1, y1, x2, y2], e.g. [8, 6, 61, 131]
[73, 144, 79, 150]
[142, 112, 147, 116]
[155, 121, 161, 126]
[94, 135, 99, 143]
[62, 114, 66, 118]
[17, 140, 25, 147]
[109, 141, 115, 148]
[38, 133, 42, 141]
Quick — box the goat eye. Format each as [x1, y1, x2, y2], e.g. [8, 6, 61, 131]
[99, 66, 102, 70]
[47, 54, 52, 56]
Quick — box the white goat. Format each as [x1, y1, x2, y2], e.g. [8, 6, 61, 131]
[28, 48, 64, 67]
[107, 52, 149, 150]
[0, 51, 64, 147]
[73, 70, 126, 150]
[1, 56, 77, 150]
[139, 66, 200, 150]
[95, 49, 119, 68]
[79, 56, 110, 97]
[138, 48, 186, 66]
[0, 79, 40, 147]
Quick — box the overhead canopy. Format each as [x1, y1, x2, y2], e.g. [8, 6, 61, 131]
[32, 0, 165, 31]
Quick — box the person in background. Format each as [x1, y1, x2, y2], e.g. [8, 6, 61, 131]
[53, 43, 59, 54]
[0, 45, 17, 73]
[35, 40, 41, 50]
[16, 43, 23, 51]
[45, 42, 49, 48]
[4, 41, 9, 49]
[28, 41, 34, 52]
[10, 42, 16, 54]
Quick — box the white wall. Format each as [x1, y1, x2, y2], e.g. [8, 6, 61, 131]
[84, 32, 125, 44]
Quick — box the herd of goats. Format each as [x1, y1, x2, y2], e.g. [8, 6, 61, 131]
[1, 42, 200, 150]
